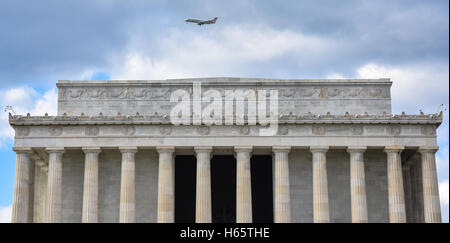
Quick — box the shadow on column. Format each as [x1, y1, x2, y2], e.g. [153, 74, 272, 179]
[211, 155, 237, 223]
[174, 155, 196, 223]
[251, 155, 274, 223]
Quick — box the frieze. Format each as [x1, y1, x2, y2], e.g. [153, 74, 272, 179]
[387, 125, 401, 136]
[122, 125, 136, 136]
[312, 125, 326, 135]
[15, 127, 30, 136]
[85, 126, 99, 136]
[421, 125, 436, 136]
[49, 126, 62, 136]
[196, 126, 210, 135]
[239, 126, 250, 135]
[10, 123, 441, 141]
[58, 86, 391, 101]
[352, 125, 364, 135]
[277, 126, 289, 135]
[59, 87, 174, 100]
[159, 125, 172, 135]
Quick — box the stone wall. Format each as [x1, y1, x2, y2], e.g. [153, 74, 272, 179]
[58, 149, 159, 223]
[57, 78, 392, 116]
[289, 149, 389, 223]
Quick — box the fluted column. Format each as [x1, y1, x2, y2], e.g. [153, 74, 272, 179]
[235, 146, 253, 223]
[156, 146, 175, 223]
[347, 147, 368, 223]
[11, 147, 33, 223]
[418, 146, 442, 223]
[33, 159, 48, 223]
[403, 163, 413, 222]
[384, 146, 406, 223]
[45, 147, 65, 223]
[273, 146, 291, 223]
[82, 147, 101, 223]
[311, 146, 330, 223]
[119, 147, 138, 223]
[195, 146, 212, 223]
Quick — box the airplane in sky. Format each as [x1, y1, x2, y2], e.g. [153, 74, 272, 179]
[185, 17, 218, 26]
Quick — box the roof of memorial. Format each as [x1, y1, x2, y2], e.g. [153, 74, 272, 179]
[57, 78, 392, 86]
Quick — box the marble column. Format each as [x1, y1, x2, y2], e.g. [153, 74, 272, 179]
[11, 147, 33, 223]
[273, 146, 291, 223]
[156, 146, 175, 223]
[82, 147, 101, 223]
[45, 147, 65, 223]
[418, 146, 442, 223]
[235, 146, 253, 223]
[119, 147, 138, 223]
[402, 163, 413, 223]
[311, 146, 330, 223]
[33, 159, 48, 223]
[347, 147, 368, 223]
[195, 146, 212, 223]
[384, 146, 406, 223]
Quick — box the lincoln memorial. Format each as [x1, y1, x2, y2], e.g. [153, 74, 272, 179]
[9, 78, 443, 223]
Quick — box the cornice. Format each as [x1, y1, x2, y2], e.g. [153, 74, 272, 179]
[8, 112, 443, 126]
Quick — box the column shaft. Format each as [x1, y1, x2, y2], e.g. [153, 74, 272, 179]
[311, 146, 330, 223]
[273, 146, 291, 223]
[82, 147, 101, 223]
[11, 148, 33, 223]
[384, 146, 406, 223]
[419, 147, 442, 223]
[157, 146, 175, 223]
[235, 146, 253, 223]
[403, 164, 413, 222]
[33, 160, 47, 223]
[348, 147, 368, 223]
[195, 146, 212, 223]
[45, 148, 65, 223]
[119, 147, 137, 223]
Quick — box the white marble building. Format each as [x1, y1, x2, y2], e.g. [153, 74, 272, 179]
[9, 78, 442, 223]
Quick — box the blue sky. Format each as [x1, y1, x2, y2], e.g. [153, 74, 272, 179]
[0, 0, 448, 222]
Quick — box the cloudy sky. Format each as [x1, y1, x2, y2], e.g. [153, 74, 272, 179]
[0, 0, 448, 222]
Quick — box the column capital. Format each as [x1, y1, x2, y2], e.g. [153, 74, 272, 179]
[82, 147, 102, 154]
[234, 146, 253, 153]
[46, 147, 65, 154]
[194, 146, 213, 153]
[156, 146, 175, 154]
[13, 147, 33, 154]
[272, 146, 291, 153]
[347, 146, 367, 153]
[310, 146, 329, 153]
[119, 147, 138, 153]
[384, 146, 404, 153]
[418, 146, 439, 154]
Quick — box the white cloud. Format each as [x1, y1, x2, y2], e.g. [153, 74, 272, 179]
[440, 180, 449, 206]
[110, 24, 340, 80]
[356, 63, 449, 115]
[0, 205, 11, 223]
[0, 87, 58, 146]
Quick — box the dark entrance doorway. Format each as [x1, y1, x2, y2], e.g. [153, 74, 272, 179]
[174, 154, 273, 223]
[211, 155, 236, 223]
[251, 155, 274, 223]
[174, 155, 196, 223]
